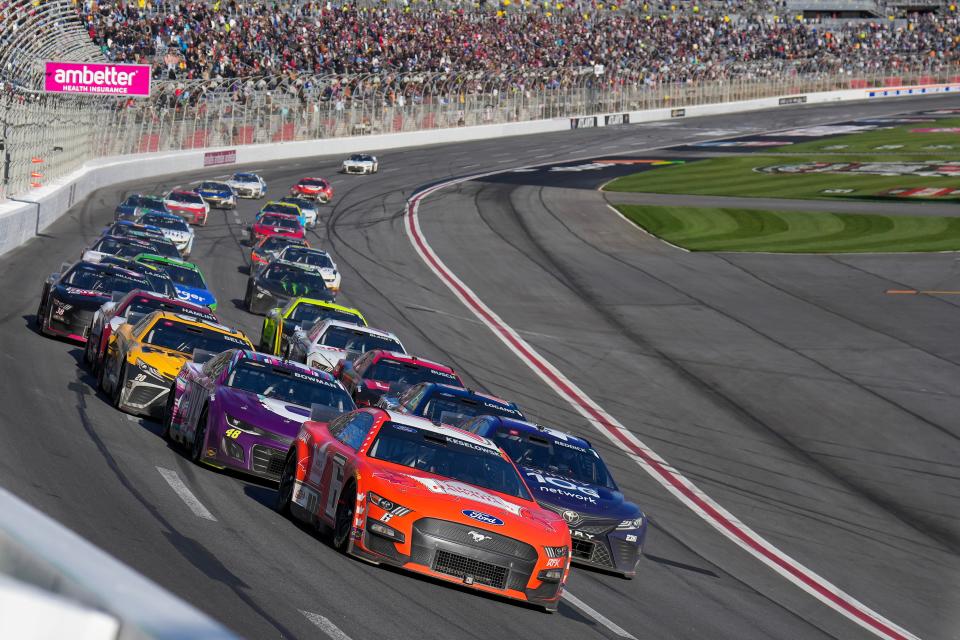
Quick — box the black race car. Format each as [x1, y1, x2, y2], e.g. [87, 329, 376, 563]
[83, 235, 180, 262]
[243, 259, 334, 315]
[36, 261, 157, 342]
[97, 256, 177, 298]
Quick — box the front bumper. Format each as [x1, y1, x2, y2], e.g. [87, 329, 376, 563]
[202, 195, 235, 209]
[213, 429, 291, 481]
[356, 516, 564, 608]
[569, 522, 644, 576]
[119, 369, 173, 417]
[343, 164, 371, 174]
[46, 305, 95, 342]
[171, 208, 207, 225]
[232, 186, 261, 198]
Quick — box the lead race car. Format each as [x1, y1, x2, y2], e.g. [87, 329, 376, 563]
[163, 350, 355, 481]
[276, 407, 572, 611]
[341, 153, 379, 175]
[464, 417, 646, 578]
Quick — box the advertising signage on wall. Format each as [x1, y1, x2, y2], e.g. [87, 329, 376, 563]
[44, 61, 151, 97]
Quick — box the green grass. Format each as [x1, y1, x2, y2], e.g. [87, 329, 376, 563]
[617, 205, 960, 253]
[604, 117, 960, 201]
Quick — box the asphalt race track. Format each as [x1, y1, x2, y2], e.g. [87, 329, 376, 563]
[1, 95, 958, 640]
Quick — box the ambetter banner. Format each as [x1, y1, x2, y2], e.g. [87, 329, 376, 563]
[44, 61, 151, 97]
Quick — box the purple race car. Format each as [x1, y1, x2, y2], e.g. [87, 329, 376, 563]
[163, 349, 355, 481]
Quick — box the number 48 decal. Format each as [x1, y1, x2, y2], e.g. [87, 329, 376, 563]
[225, 428, 242, 439]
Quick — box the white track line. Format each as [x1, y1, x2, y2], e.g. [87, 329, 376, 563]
[300, 610, 353, 640]
[562, 591, 637, 639]
[404, 171, 920, 640]
[156, 467, 217, 521]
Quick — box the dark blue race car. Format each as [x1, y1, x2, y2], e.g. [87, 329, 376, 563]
[377, 381, 525, 426]
[464, 416, 647, 578]
[114, 194, 169, 221]
[195, 181, 236, 209]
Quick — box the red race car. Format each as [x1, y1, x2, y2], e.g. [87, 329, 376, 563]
[276, 407, 572, 611]
[290, 177, 333, 202]
[334, 350, 464, 407]
[164, 190, 210, 226]
[249, 212, 305, 244]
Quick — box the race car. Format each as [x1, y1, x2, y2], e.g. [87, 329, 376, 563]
[135, 254, 217, 310]
[250, 235, 310, 271]
[288, 319, 404, 372]
[96, 256, 178, 299]
[248, 212, 305, 245]
[290, 177, 333, 203]
[136, 211, 195, 257]
[244, 259, 334, 315]
[278, 196, 318, 227]
[334, 350, 463, 407]
[271, 245, 341, 292]
[99, 311, 252, 417]
[36, 261, 157, 342]
[227, 172, 267, 199]
[256, 201, 304, 228]
[195, 181, 236, 209]
[341, 153, 379, 175]
[164, 190, 210, 226]
[463, 417, 647, 578]
[101, 220, 167, 242]
[378, 382, 525, 427]
[82, 236, 155, 264]
[163, 349, 355, 480]
[275, 407, 571, 611]
[84, 289, 217, 373]
[259, 298, 367, 356]
[114, 194, 169, 221]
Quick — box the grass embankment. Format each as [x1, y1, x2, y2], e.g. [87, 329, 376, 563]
[617, 205, 960, 253]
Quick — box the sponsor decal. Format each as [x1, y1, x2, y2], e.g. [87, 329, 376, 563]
[571, 529, 595, 540]
[526, 472, 600, 504]
[293, 481, 320, 513]
[392, 424, 417, 433]
[65, 287, 100, 297]
[695, 140, 789, 148]
[546, 558, 565, 568]
[44, 61, 151, 96]
[773, 125, 877, 137]
[203, 150, 237, 167]
[412, 477, 522, 515]
[625, 534, 638, 543]
[462, 510, 504, 526]
[562, 510, 581, 525]
[757, 161, 960, 177]
[821, 189, 855, 194]
[570, 116, 598, 129]
[882, 187, 960, 199]
[670, 108, 686, 118]
[910, 128, 960, 134]
[778, 96, 807, 106]
[604, 113, 630, 126]
[468, 531, 492, 542]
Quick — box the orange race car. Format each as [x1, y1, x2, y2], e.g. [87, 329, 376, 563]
[276, 407, 572, 611]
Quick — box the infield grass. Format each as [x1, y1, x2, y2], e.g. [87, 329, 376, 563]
[616, 205, 960, 253]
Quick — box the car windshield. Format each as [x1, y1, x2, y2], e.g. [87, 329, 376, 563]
[148, 241, 181, 259]
[491, 429, 616, 489]
[368, 422, 531, 500]
[259, 214, 300, 230]
[139, 214, 189, 231]
[350, 155, 370, 162]
[158, 263, 206, 289]
[289, 304, 362, 326]
[199, 182, 228, 192]
[170, 192, 203, 205]
[143, 319, 246, 354]
[141, 198, 167, 213]
[94, 237, 149, 255]
[63, 265, 150, 294]
[302, 179, 327, 187]
[258, 237, 303, 253]
[280, 197, 313, 210]
[319, 326, 400, 354]
[139, 272, 177, 297]
[280, 249, 333, 269]
[232, 174, 257, 183]
[367, 360, 461, 387]
[124, 298, 216, 322]
[227, 360, 354, 411]
[262, 264, 327, 295]
[262, 204, 297, 216]
[418, 391, 522, 426]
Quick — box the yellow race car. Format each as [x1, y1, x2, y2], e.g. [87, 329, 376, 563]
[99, 310, 253, 417]
[259, 297, 366, 356]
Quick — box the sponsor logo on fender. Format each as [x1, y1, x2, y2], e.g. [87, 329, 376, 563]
[45, 61, 151, 96]
[462, 510, 504, 526]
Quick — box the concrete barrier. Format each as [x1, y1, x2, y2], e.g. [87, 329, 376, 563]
[1, 82, 957, 259]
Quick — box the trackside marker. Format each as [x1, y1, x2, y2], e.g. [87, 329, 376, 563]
[300, 610, 353, 640]
[156, 467, 217, 521]
[562, 591, 637, 639]
[403, 172, 920, 640]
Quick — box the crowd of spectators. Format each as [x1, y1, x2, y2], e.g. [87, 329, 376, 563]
[77, 0, 958, 84]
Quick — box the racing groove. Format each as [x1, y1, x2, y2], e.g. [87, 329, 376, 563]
[0, 96, 957, 639]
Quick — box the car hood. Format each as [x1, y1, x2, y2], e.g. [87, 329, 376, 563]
[129, 344, 190, 378]
[260, 279, 331, 302]
[307, 345, 350, 369]
[519, 467, 640, 521]
[52, 285, 112, 310]
[198, 189, 231, 197]
[369, 467, 567, 539]
[217, 387, 310, 439]
[174, 286, 216, 308]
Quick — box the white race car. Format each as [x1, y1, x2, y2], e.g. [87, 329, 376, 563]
[288, 319, 404, 371]
[227, 172, 267, 199]
[273, 245, 341, 292]
[136, 211, 195, 258]
[341, 153, 379, 175]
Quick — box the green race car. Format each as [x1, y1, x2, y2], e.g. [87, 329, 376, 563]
[259, 297, 366, 355]
[134, 253, 217, 310]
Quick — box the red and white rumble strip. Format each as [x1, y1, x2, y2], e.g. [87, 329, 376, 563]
[404, 173, 920, 640]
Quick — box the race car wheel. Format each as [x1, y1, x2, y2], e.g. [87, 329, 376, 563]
[191, 407, 208, 463]
[332, 481, 356, 552]
[112, 362, 127, 410]
[97, 355, 109, 392]
[36, 298, 50, 334]
[243, 283, 253, 310]
[276, 451, 296, 516]
[83, 334, 96, 367]
[160, 386, 176, 441]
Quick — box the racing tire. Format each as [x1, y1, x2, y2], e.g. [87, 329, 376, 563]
[331, 481, 356, 552]
[191, 407, 209, 464]
[276, 451, 296, 517]
[97, 355, 109, 392]
[112, 362, 127, 410]
[36, 298, 50, 335]
[83, 333, 96, 367]
[160, 385, 176, 441]
[244, 283, 253, 311]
